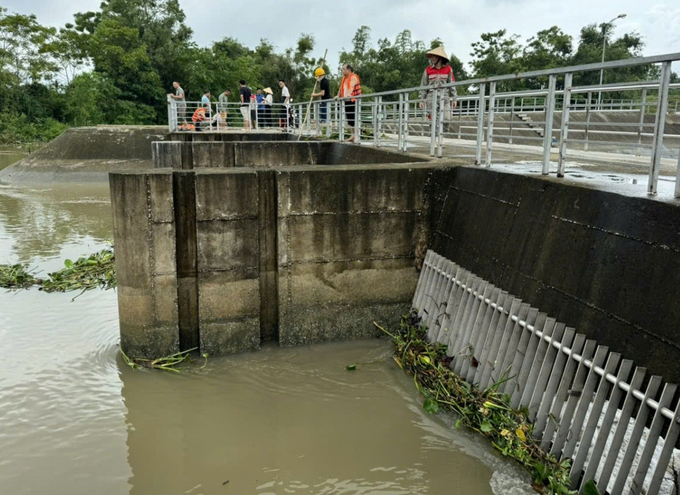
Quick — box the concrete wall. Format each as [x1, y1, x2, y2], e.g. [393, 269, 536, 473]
[109, 170, 179, 359]
[276, 165, 442, 346]
[152, 141, 425, 170]
[431, 166, 680, 382]
[1, 126, 169, 184]
[111, 160, 450, 358]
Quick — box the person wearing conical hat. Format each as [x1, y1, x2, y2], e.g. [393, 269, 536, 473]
[419, 46, 458, 124]
[262, 88, 274, 127]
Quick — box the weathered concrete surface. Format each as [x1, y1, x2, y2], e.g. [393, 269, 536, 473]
[195, 169, 261, 355]
[152, 141, 425, 169]
[276, 164, 452, 346]
[1, 126, 169, 184]
[431, 165, 680, 382]
[109, 170, 179, 359]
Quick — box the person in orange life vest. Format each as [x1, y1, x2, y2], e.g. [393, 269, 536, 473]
[419, 46, 457, 125]
[192, 106, 208, 131]
[335, 63, 361, 142]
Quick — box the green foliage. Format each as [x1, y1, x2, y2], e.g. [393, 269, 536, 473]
[377, 311, 575, 494]
[0, 263, 37, 288]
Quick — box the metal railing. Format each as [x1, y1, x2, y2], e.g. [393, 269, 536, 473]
[167, 53, 680, 197]
[415, 250, 680, 495]
[167, 99, 296, 133]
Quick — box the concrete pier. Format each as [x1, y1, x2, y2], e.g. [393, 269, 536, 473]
[111, 141, 443, 358]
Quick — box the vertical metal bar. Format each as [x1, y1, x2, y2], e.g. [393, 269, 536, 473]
[473, 290, 508, 384]
[339, 99, 345, 142]
[460, 284, 495, 379]
[373, 98, 378, 147]
[646, 396, 680, 495]
[509, 96, 515, 145]
[412, 250, 434, 310]
[510, 313, 549, 409]
[598, 374, 662, 493]
[542, 75, 557, 175]
[649, 61, 672, 195]
[451, 279, 488, 375]
[675, 148, 680, 198]
[569, 353, 625, 489]
[477, 297, 521, 390]
[580, 360, 637, 490]
[437, 89, 445, 158]
[445, 275, 480, 358]
[637, 87, 647, 149]
[538, 333, 588, 445]
[427, 259, 454, 340]
[441, 269, 471, 349]
[485, 82, 497, 167]
[355, 97, 362, 144]
[561, 348, 618, 459]
[629, 383, 677, 494]
[475, 83, 486, 165]
[520, 319, 559, 414]
[434, 264, 463, 345]
[584, 91, 592, 151]
[457, 98, 463, 139]
[429, 90, 438, 157]
[398, 93, 404, 152]
[464, 287, 500, 383]
[557, 73, 573, 178]
[420, 255, 444, 325]
[501, 307, 540, 397]
[403, 93, 410, 152]
[492, 301, 531, 388]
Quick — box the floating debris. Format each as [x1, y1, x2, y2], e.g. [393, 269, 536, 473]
[0, 263, 38, 289]
[0, 249, 116, 295]
[121, 348, 208, 373]
[376, 311, 578, 495]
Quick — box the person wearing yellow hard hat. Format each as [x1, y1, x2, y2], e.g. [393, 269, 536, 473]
[311, 67, 331, 130]
[419, 45, 458, 125]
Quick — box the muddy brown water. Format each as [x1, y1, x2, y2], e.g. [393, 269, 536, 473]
[0, 178, 529, 494]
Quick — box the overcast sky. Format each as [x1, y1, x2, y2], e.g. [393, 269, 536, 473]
[4, 0, 680, 73]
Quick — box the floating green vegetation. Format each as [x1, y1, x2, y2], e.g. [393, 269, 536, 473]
[0, 263, 38, 288]
[121, 348, 208, 373]
[0, 249, 116, 294]
[42, 250, 116, 293]
[376, 311, 576, 495]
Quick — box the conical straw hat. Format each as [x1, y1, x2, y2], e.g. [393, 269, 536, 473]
[426, 46, 449, 62]
[263, 87, 273, 94]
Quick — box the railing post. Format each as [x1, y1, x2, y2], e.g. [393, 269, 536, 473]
[356, 98, 362, 144]
[557, 73, 573, 177]
[649, 61, 672, 195]
[429, 90, 438, 157]
[542, 75, 557, 175]
[637, 88, 647, 152]
[676, 147, 680, 199]
[437, 89, 445, 158]
[485, 82, 497, 167]
[585, 91, 592, 151]
[403, 93, 410, 152]
[509, 96, 515, 145]
[339, 99, 345, 142]
[475, 83, 486, 165]
[398, 93, 404, 151]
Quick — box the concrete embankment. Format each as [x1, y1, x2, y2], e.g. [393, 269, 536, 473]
[0, 126, 169, 184]
[431, 166, 680, 383]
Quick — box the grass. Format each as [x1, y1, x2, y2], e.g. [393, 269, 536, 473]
[376, 310, 576, 494]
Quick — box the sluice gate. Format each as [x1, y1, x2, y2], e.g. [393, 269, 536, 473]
[413, 250, 680, 494]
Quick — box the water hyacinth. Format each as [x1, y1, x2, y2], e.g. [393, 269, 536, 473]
[376, 311, 577, 494]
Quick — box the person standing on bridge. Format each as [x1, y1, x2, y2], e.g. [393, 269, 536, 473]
[262, 87, 274, 127]
[169, 81, 187, 128]
[218, 89, 231, 128]
[336, 64, 361, 142]
[239, 80, 252, 131]
[419, 46, 457, 126]
[311, 67, 331, 135]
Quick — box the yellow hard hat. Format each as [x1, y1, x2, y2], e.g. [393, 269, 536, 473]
[314, 67, 325, 78]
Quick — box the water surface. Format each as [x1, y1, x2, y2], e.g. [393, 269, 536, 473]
[0, 180, 527, 494]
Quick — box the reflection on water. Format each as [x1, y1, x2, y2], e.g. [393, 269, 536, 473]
[0, 180, 523, 494]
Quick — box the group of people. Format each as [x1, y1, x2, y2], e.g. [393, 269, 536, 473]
[168, 46, 458, 140]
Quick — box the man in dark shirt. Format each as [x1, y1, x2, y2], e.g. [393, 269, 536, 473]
[311, 67, 331, 134]
[239, 80, 252, 131]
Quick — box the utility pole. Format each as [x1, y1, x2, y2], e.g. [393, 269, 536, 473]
[597, 13, 627, 109]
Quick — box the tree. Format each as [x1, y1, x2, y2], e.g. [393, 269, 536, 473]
[470, 30, 525, 90]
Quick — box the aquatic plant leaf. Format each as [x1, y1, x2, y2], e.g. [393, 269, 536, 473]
[423, 398, 439, 414]
[480, 420, 492, 433]
[583, 480, 600, 495]
[64, 259, 73, 268]
[346, 364, 357, 371]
